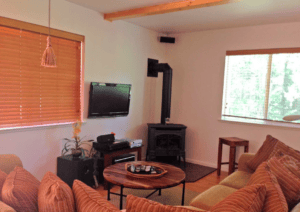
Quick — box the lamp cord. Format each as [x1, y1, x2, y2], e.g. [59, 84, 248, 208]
[48, 0, 51, 36]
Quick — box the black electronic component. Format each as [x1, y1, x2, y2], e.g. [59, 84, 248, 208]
[160, 36, 175, 43]
[88, 82, 131, 118]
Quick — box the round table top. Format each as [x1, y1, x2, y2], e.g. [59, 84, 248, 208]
[103, 161, 186, 189]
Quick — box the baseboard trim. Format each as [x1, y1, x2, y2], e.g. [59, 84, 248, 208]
[186, 158, 217, 168]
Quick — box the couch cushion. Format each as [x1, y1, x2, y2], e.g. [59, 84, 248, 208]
[267, 156, 300, 209]
[219, 171, 252, 189]
[0, 200, 16, 212]
[210, 184, 267, 212]
[2, 166, 40, 212]
[247, 161, 288, 212]
[247, 135, 279, 171]
[0, 170, 7, 200]
[126, 195, 201, 212]
[38, 171, 75, 212]
[72, 180, 120, 212]
[0, 155, 23, 175]
[127, 184, 266, 212]
[291, 202, 300, 212]
[237, 153, 256, 173]
[189, 185, 237, 210]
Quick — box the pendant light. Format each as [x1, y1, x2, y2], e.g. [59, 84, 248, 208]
[41, 0, 56, 67]
[283, 115, 300, 121]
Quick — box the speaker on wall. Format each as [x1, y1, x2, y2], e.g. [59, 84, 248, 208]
[160, 36, 175, 44]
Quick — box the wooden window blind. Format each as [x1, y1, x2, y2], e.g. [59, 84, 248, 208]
[222, 48, 300, 123]
[0, 24, 83, 129]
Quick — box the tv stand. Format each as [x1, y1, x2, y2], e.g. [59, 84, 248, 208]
[95, 146, 142, 189]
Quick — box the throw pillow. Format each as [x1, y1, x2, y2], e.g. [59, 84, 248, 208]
[0, 170, 7, 200]
[247, 161, 288, 212]
[268, 141, 300, 164]
[267, 156, 300, 209]
[247, 135, 279, 171]
[38, 171, 75, 212]
[72, 180, 120, 212]
[2, 166, 40, 212]
[276, 152, 300, 178]
[210, 184, 267, 212]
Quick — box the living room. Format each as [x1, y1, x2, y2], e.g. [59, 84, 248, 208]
[1, 0, 300, 211]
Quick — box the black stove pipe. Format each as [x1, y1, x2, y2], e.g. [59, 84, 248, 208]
[147, 59, 172, 125]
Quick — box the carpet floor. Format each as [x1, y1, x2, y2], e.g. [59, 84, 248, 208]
[106, 186, 200, 209]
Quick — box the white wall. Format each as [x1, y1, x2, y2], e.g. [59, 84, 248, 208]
[0, 0, 166, 180]
[167, 22, 300, 169]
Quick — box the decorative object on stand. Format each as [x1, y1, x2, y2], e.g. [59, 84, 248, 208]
[41, 0, 56, 67]
[125, 162, 168, 178]
[62, 121, 93, 159]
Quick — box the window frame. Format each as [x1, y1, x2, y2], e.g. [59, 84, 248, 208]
[222, 48, 300, 126]
[0, 16, 85, 130]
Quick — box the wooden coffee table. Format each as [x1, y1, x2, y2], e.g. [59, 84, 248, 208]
[103, 161, 186, 210]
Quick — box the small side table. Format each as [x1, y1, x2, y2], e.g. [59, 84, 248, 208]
[217, 137, 249, 176]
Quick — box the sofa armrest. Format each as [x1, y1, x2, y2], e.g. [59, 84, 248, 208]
[0, 154, 23, 174]
[0, 201, 16, 212]
[238, 153, 255, 173]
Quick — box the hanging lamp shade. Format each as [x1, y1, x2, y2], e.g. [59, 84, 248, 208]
[283, 115, 300, 121]
[41, 0, 56, 68]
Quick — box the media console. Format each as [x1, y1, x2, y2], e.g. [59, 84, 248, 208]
[95, 145, 142, 189]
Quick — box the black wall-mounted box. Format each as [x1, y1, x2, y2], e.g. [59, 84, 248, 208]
[160, 36, 175, 43]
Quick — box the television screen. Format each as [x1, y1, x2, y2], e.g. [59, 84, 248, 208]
[88, 82, 131, 118]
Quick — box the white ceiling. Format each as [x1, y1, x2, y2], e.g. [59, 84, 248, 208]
[66, 0, 300, 34]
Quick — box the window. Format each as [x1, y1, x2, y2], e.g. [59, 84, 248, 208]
[0, 17, 84, 130]
[222, 48, 300, 124]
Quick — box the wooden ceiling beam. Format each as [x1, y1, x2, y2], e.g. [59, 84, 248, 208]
[104, 0, 240, 22]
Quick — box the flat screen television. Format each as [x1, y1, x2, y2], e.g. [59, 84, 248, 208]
[88, 82, 132, 118]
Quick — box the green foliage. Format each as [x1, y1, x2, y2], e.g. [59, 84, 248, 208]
[61, 137, 94, 158]
[223, 53, 300, 123]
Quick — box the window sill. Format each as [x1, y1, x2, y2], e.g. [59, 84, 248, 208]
[0, 121, 86, 133]
[220, 116, 300, 129]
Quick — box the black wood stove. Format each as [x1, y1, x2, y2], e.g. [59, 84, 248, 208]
[146, 123, 187, 166]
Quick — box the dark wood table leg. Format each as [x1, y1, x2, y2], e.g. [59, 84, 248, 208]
[228, 146, 236, 175]
[107, 182, 111, 200]
[120, 185, 124, 210]
[158, 188, 161, 196]
[104, 154, 113, 190]
[137, 147, 142, 161]
[182, 152, 186, 168]
[217, 140, 223, 176]
[181, 181, 185, 206]
[244, 144, 249, 153]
